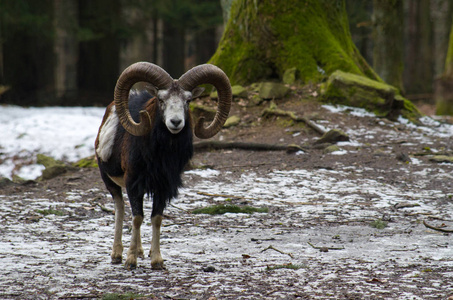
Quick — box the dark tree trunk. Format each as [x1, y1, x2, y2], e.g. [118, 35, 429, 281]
[372, 0, 404, 93]
[435, 18, 453, 115]
[54, 0, 78, 104]
[162, 20, 185, 78]
[403, 0, 433, 95]
[195, 27, 218, 65]
[431, 0, 453, 77]
[77, 0, 121, 106]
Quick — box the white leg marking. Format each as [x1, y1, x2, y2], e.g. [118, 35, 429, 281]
[150, 215, 164, 270]
[111, 194, 124, 264]
[97, 105, 119, 162]
[125, 215, 143, 270]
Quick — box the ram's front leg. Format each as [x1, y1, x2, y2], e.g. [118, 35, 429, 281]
[149, 214, 164, 269]
[125, 214, 143, 270]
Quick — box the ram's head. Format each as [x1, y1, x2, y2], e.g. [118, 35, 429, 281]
[114, 62, 232, 138]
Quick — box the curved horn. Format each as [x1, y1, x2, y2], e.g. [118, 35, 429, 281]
[114, 62, 173, 136]
[178, 64, 232, 139]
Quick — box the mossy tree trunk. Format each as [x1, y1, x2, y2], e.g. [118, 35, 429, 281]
[435, 18, 453, 115]
[372, 0, 404, 93]
[209, 0, 380, 85]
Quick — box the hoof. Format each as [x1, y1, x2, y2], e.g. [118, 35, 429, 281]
[151, 261, 165, 270]
[125, 256, 137, 270]
[111, 256, 122, 264]
[125, 262, 137, 270]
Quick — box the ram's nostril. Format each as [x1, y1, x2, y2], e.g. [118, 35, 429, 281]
[171, 119, 182, 127]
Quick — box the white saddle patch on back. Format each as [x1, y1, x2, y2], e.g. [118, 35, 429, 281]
[96, 105, 119, 162]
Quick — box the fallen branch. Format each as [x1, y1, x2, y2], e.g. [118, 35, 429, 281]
[97, 204, 114, 214]
[193, 141, 304, 153]
[262, 106, 326, 135]
[197, 191, 257, 200]
[261, 245, 294, 258]
[197, 191, 293, 205]
[423, 220, 453, 233]
[307, 241, 345, 252]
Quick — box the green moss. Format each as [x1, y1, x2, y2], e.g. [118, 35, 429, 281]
[370, 219, 387, 229]
[321, 70, 421, 121]
[209, 0, 380, 85]
[266, 263, 305, 271]
[192, 204, 268, 215]
[72, 156, 98, 168]
[102, 293, 145, 300]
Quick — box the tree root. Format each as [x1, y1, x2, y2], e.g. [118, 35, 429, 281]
[262, 105, 326, 135]
[423, 220, 453, 233]
[193, 141, 305, 153]
[307, 241, 345, 252]
[261, 245, 294, 258]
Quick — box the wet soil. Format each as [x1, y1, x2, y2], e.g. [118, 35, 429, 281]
[1, 91, 453, 299]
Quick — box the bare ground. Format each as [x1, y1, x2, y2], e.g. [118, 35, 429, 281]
[1, 90, 453, 299]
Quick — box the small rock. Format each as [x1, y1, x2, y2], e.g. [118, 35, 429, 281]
[232, 85, 248, 98]
[223, 115, 240, 128]
[190, 103, 216, 122]
[203, 266, 216, 272]
[323, 145, 341, 154]
[314, 129, 349, 145]
[211, 85, 248, 99]
[396, 152, 411, 163]
[429, 155, 453, 163]
[259, 82, 290, 99]
[0, 177, 14, 188]
[282, 67, 298, 85]
[37, 154, 70, 180]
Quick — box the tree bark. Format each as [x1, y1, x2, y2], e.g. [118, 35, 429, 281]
[372, 0, 404, 93]
[162, 20, 185, 78]
[403, 0, 433, 95]
[54, 0, 78, 103]
[435, 18, 453, 115]
[209, 0, 379, 85]
[431, 0, 453, 77]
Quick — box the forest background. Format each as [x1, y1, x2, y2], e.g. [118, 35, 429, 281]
[0, 0, 452, 113]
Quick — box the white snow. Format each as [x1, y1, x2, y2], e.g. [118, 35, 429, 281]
[0, 105, 105, 179]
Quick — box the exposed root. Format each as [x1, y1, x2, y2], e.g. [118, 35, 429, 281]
[423, 220, 453, 233]
[262, 105, 326, 135]
[261, 245, 294, 258]
[193, 141, 304, 153]
[307, 241, 345, 252]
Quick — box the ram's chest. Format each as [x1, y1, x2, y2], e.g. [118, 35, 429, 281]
[96, 105, 119, 162]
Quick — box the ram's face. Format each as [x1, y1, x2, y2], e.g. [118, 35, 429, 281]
[156, 83, 204, 134]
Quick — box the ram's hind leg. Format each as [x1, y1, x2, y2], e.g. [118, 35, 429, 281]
[111, 189, 125, 264]
[100, 173, 125, 264]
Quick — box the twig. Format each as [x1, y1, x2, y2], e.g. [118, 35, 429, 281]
[169, 203, 191, 214]
[97, 204, 114, 214]
[423, 220, 453, 233]
[197, 191, 256, 200]
[193, 141, 304, 153]
[197, 191, 293, 205]
[390, 246, 419, 252]
[307, 242, 345, 251]
[261, 245, 294, 258]
[58, 294, 100, 299]
[262, 106, 326, 135]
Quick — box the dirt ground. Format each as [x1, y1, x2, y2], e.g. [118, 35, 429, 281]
[1, 89, 453, 299]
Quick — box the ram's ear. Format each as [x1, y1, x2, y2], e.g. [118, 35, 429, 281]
[191, 87, 205, 99]
[145, 84, 159, 98]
